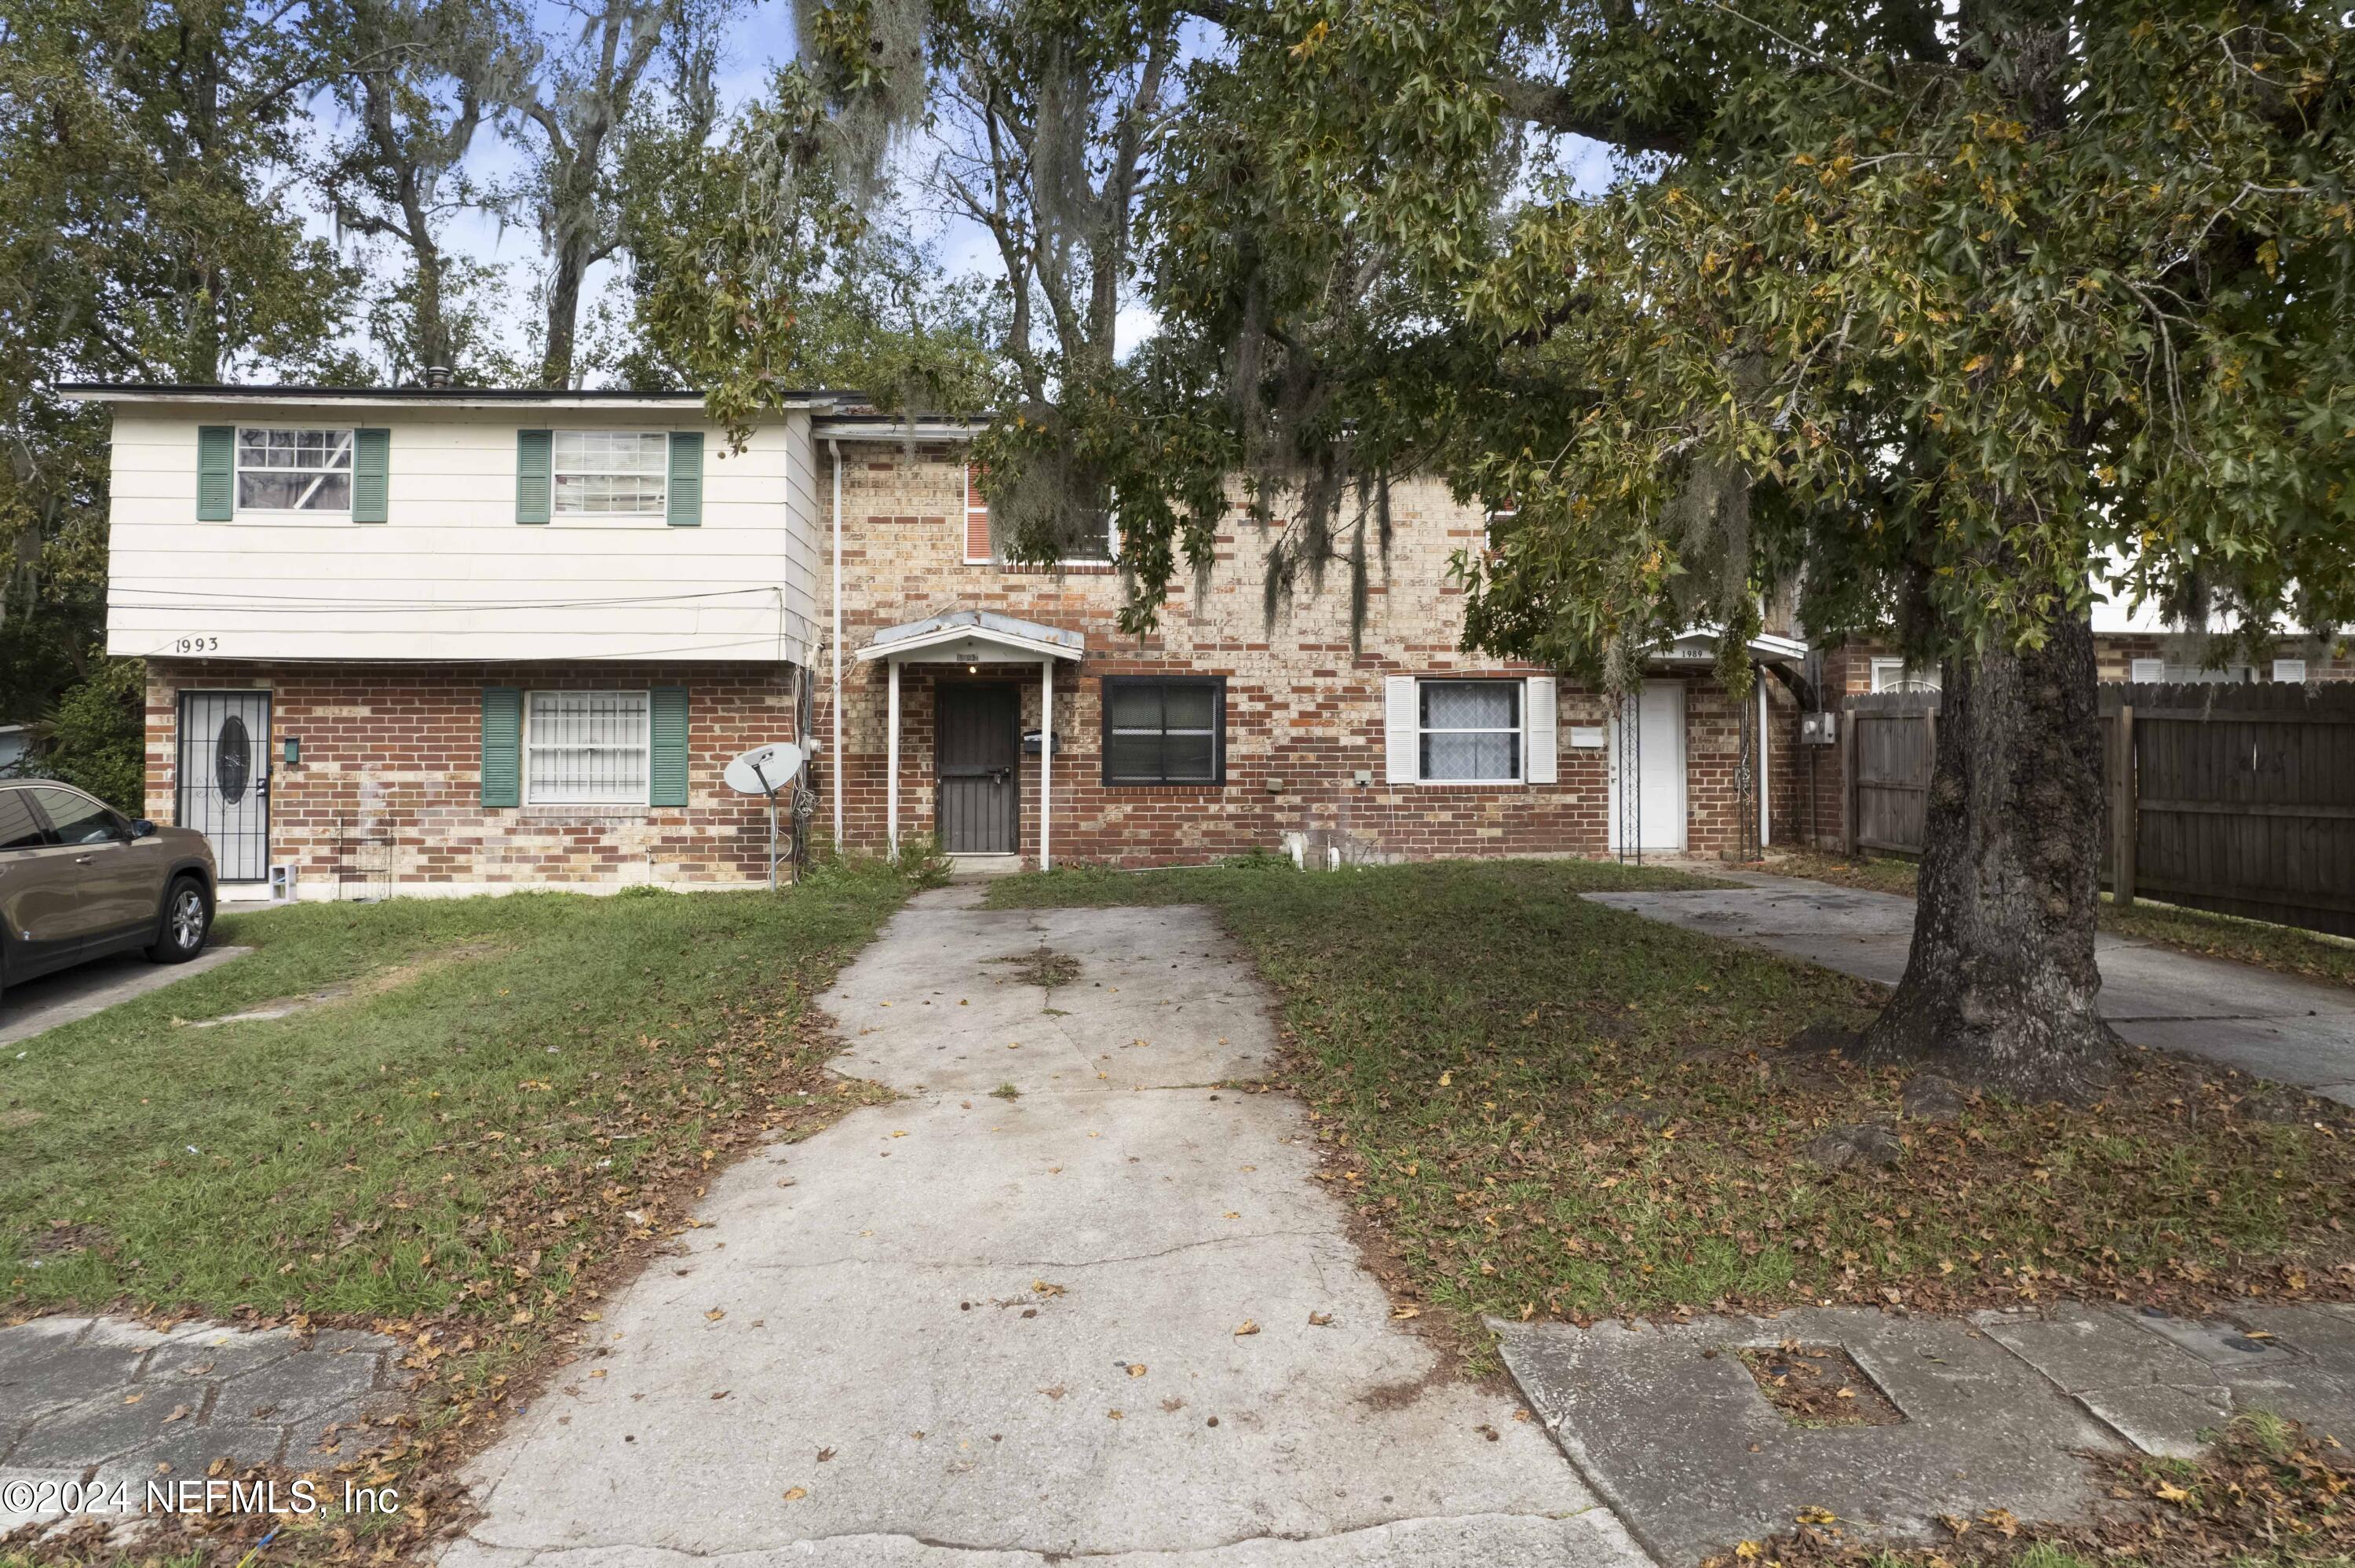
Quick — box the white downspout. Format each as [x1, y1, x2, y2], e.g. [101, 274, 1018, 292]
[829, 437, 843, 854]
[1039, 658, 1053, 872]
[887, 658, 900, 859]
[1758, 673, 1772, 850]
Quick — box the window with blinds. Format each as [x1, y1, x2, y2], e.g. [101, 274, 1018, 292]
[525, 691, 652, 804]
[553, 432, 670, 516]
[1102, 677, 1224, 785]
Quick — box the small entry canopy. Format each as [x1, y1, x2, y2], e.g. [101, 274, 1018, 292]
[859, 608, 1083, 873]
[856, 608, 1085, 666]
[1648, 628, 1809, 666]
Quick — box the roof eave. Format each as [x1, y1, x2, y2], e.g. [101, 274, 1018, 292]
[56, 383, 862, 413]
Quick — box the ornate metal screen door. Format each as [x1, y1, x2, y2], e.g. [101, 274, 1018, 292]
[177, 690, 272, 881]
[1615, 689, 1642, 865]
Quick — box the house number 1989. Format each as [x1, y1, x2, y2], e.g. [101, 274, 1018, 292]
[173, 636, 221, 653]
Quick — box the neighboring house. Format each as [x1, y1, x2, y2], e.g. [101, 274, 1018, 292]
[1791, 610, 2350, 852]
[73, 385, 829, 897]
[0, 724, 27, 777]
[73, 383, 1811, 895]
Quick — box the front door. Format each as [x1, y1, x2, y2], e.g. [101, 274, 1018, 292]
[1608, 680, 1689, 854]
[936, 684, 1020, 855]
[177, 690, 272, 881]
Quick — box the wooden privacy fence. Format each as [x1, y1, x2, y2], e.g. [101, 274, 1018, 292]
[1842, 692, 1941, 855]
[1835, 682, 2355, 939]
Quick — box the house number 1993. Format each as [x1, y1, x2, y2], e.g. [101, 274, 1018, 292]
[172, 636, 221, 653]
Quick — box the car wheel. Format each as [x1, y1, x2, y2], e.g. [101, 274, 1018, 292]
[148, 876, 211, 964]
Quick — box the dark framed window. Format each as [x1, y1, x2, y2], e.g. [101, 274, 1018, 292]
[1101, 676, 1225, 786]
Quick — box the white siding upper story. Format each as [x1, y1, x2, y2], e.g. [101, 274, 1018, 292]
[86, 390, 832, 664]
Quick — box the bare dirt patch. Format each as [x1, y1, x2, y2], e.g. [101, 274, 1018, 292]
[24, 1221, 108, 1259]
[1736, 1340, 1905, 1428]
[180, 940, 513, 1027]
[991, 945, 1083, 990]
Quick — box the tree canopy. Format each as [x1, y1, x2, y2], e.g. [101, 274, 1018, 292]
[760, 0, 2355, 1095]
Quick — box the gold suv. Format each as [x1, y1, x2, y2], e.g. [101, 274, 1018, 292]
[0, 781, 218, 1003]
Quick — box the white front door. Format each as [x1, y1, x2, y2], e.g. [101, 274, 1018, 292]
[1608, 680, 1687, 854]
[177, 690, 272, 881]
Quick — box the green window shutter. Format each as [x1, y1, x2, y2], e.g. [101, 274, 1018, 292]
[649, 687, 689, 806]
[196, 425, 234, 520]
[481, 687, 522, 808]
[352, 428, 390, 523]
[666, 432, 703, 527]
[516, 429, 552, 523]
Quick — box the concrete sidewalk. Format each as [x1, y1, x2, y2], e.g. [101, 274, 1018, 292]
[440, 886, 1647, 1568]
[1497, 1299, 2355, 1563]
[1585, 875, 2355, 1103]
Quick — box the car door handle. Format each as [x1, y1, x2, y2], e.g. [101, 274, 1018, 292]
[74, 855, 94, 865]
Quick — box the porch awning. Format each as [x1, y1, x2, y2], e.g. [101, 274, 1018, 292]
[1650, 628, 1809, 665]
[855, 608, 1086, 665]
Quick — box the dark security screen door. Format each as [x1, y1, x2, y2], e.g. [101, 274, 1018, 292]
[936, 684, 1020, 854]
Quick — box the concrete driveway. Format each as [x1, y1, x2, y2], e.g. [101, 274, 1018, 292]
[0, 944, 250, 1048]
[442, 886, 1645, 1568]
[1586, 874, 2355, 1103]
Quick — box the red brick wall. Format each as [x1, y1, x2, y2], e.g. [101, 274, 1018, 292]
[818, 444, 1801, 866]
[145, 661, 801, 892]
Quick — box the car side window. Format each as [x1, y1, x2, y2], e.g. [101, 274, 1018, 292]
[0, 789, 46, 850]
[28, 787, 124, 846]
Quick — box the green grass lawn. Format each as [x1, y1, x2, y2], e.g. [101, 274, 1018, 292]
[989, 858, 2355, 1351]
[2, 865, 906, 1327]
[1766, 849, 2355, 991]
[0, 864, 911, 1563]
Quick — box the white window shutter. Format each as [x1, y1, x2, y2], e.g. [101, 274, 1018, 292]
[1384, 676, 1418, 784]
[1524, 676, 1557, 784]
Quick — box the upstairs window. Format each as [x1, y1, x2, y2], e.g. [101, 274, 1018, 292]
[964, 464, 1117, 565]
[554, 432, 669, 517]
[237, 428, 353, 512]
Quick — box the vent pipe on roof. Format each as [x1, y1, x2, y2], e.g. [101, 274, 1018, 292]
[424, 365, 454, 388]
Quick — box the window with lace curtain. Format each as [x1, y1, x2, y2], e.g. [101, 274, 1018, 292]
[1418, 680, 1522, 782]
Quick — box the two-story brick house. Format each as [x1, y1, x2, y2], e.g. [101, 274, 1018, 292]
[819, 417, 1808, 872]
[72, 385, 1809, 895]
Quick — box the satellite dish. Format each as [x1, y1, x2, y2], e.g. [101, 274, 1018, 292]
[725, 742, 805, 797]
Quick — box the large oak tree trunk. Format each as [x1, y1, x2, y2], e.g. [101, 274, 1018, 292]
[1860, 606, 2119, 1100]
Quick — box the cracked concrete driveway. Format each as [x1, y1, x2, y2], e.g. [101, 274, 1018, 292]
[441, 887, 1645, 1568]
